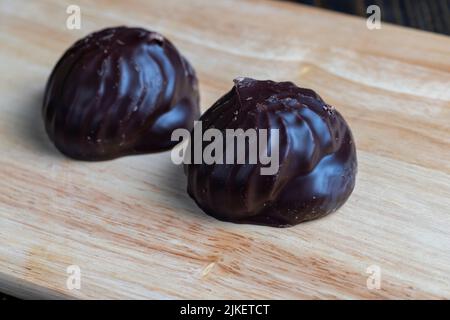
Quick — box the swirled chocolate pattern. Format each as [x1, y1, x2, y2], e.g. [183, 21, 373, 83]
[43, 26, 200, 160]
[186, 78, 357, 227]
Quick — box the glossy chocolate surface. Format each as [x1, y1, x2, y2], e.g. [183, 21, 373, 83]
[186, 78, 357, 227]
[43, 26, 200, 160]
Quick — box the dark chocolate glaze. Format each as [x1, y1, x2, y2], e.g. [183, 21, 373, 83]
[185, 78, 357, 227]
[43, 26, 200, 160]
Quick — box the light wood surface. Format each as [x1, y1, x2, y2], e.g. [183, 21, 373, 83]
[0, 0, 449, 299]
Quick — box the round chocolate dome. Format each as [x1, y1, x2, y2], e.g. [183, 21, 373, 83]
[43, 26, 200, 160]
[185, 78, 357, 227]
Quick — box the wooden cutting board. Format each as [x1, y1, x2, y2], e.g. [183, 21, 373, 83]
[1, 0, 449, 299]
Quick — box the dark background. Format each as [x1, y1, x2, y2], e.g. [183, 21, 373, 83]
[1, 0, 448, 301]
[292, 0, 450, 35]
[1, 293, 15, 300]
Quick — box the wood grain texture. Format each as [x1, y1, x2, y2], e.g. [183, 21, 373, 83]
[0, 0, 449, 299]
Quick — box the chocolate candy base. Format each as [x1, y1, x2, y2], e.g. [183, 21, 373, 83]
[186, 78, 357, 228]
[187, 194, 337, 228]
[43, 26, 199, 161]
